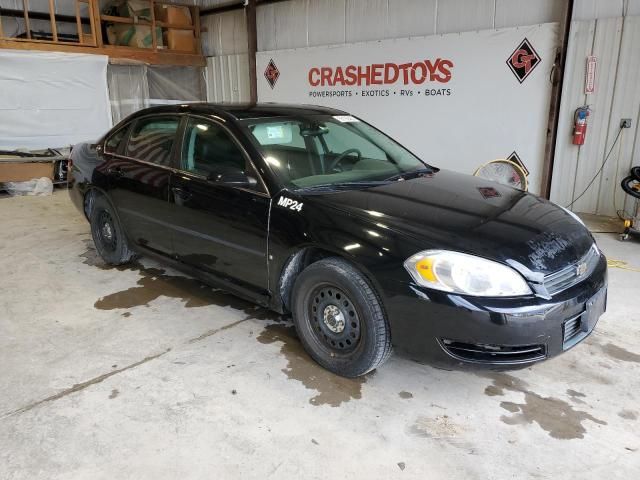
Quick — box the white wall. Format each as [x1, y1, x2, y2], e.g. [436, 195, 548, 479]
[550, 4, 640, 216]
[200, 1, 640, 216]
[200, 0, 567, 114]
[257, 24, 558, 194]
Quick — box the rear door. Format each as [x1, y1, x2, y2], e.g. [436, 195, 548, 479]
[168, 115, 270, 295]
[106, 115, 180, 255]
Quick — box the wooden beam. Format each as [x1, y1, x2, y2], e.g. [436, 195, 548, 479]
[101, 14, 151, 25]
[246, 0, 257, 104]
[90, 0, 103, 47]
[193, 6, 201, 55]
[150, 0, 157, 50]
[48, 0, 58, 42]
[0, 7, 90, 25]
[200, 0, 291, 17]
[23, 0, 31, 40]
[540, 0, 574, 199]
[75, 0, 83, 44]
[0, 38, 206, 66]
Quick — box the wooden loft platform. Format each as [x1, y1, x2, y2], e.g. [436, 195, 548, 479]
[0, 40, 206, 66]
[0, 0, 205, 67]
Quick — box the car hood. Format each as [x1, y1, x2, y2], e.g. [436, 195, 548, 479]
[302, 169, 594, 276]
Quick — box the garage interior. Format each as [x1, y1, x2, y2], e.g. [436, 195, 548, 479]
[1, 0, 639, 478]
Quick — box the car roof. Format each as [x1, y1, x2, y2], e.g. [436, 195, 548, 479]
[126, 103, 349, 122]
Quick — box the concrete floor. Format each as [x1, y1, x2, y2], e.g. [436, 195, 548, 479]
[1, 191, 639, 479]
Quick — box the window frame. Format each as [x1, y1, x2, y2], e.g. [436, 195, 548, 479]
[175, 114, 269, 196]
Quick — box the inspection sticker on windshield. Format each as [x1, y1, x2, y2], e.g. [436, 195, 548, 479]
[267, 125, 286, 139]
[333, 115, 359, 123]
[277, 196, 303, 212]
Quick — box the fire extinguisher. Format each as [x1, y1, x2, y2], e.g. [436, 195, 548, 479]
[573, 106, 590, 145]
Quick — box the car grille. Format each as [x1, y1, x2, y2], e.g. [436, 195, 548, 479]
[543, 244, 600, 296]
[563, 314, 583, 347]
[439, 339, 546, 364]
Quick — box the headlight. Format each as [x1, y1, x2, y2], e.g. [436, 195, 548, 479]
[560, 206, 585, 227]
[404, 250, 532, 297]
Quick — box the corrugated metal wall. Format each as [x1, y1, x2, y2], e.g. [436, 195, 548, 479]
[257, 0, 563, 51]
[550, 13, 640, 216]
[205, 53, 250, 103]
[201, 9, 247, 56]
[200, 0, 565, 54]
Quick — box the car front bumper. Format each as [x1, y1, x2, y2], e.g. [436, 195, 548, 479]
[381, 253, 607, 368]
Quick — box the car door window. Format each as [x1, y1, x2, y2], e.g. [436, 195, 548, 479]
[181, 117, 262, 191]
[126, 116, 179, 166]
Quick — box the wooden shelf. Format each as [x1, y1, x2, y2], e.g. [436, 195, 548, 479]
[0, 0, 203, 66]
[101, 14, 151, 25]
[0, 39, 205, 66]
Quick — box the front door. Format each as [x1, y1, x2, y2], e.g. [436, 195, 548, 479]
[106, 115, 180, 255]
[168, 116, 270, 295]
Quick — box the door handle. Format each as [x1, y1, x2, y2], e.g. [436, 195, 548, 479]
[107, 166, 124, 177]
[172, 186, 192, 201]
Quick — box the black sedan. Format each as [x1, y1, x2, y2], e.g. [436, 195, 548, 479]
[69, 103, 607, 377]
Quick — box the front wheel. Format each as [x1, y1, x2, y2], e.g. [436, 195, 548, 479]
[291, 258, 392, 377]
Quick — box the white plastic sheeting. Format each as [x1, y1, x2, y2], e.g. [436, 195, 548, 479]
[107, 65, 206, 124]
[0, 50, 112, 150]
[107, 65, 149, 125]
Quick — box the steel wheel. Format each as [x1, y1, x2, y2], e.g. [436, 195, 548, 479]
[308, 284, 361, 353]
[291, 257, 392, 377]
[97, 210, 118, 253]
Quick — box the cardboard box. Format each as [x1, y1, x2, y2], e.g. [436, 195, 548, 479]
[164, 29, 195, 52]
[154, 4, 192, 26]
[117, 0, 153, 21]
[107, 24, 163, 48]
[0, 162, 54, 183]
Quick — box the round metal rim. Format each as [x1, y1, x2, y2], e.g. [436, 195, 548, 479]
[307, 283, 361, 353]
[97, 210, 118, 252]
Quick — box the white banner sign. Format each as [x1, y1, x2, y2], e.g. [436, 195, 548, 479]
[257, 23, 558, 194]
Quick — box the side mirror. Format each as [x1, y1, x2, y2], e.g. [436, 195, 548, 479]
[209, 171, 257, 188]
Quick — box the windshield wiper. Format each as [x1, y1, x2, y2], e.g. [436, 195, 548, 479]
[296, 180, 388, 192]
[384, 167, 435, 182]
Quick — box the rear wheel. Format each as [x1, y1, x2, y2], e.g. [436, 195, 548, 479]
[90, 195, 136, 265]
[291, 257, 392, 377]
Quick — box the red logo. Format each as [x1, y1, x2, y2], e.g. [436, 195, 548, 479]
[507, 39, 540, 83]
[264, 59, 280, 89]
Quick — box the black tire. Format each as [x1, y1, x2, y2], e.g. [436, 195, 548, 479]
[621, 175, 640, 200]
[291, 257, 392, 377]
[90, 195, 137, 265]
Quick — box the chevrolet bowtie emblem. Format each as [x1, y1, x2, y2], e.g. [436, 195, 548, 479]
[576, 262, 588, 276]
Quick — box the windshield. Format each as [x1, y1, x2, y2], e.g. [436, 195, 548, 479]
[241, 114, 431, 190]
